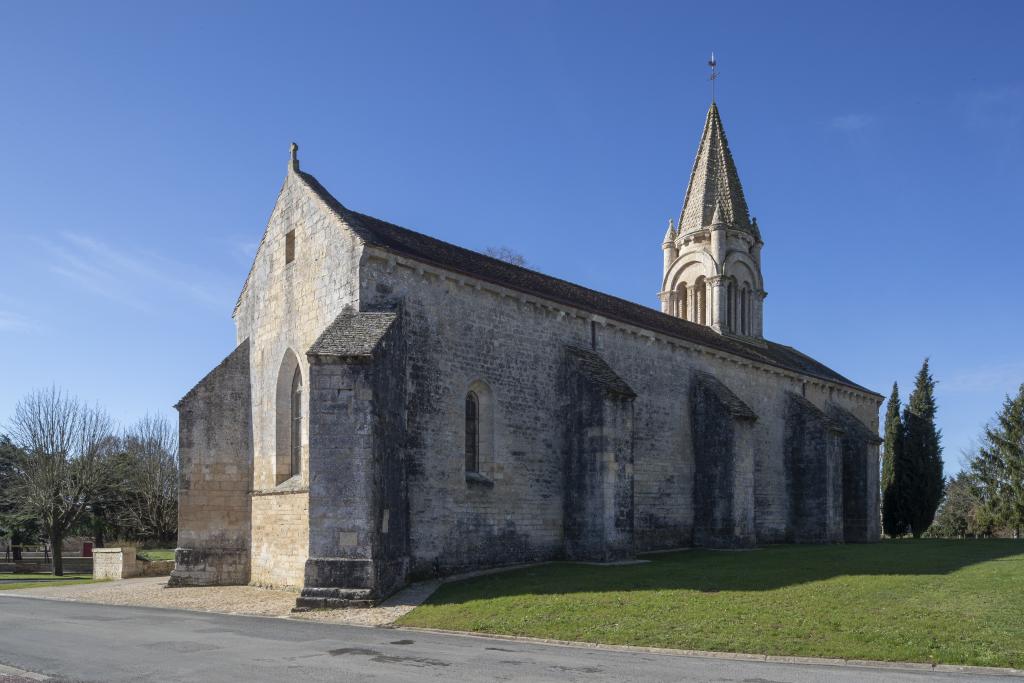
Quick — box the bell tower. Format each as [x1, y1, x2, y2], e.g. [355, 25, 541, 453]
[659, 101, 765, 337]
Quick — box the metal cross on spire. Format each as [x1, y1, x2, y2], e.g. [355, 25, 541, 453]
[708, 52, 719, 103]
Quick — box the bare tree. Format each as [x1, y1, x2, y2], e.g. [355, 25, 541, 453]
[119, 414, 178, 544]
[483, 246, 528, 267]
[7, 387, 114, 575]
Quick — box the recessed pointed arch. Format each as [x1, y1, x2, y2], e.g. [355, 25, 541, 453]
[275, 348, 303, 484]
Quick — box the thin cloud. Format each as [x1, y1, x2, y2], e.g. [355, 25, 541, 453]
[962, 85, 1024, 136]
[830, 113, 874, 131]
[0, 311, 37, 333]
[942, 362, 1024, 394]
[45, 232, 229, 313]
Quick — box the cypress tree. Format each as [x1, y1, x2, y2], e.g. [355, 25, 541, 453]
[903, 359, 944, 538]
[880, 382, 907, 537]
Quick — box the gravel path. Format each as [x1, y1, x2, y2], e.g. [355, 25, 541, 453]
[7, 576, 441, 626]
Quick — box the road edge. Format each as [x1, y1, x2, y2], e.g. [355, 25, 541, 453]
[395, 625, 1024, 678]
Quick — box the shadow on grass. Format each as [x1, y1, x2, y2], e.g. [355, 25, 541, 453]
[424, 539, 1024, 605]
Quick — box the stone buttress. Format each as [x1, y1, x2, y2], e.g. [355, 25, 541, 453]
[690, 372, 758, 548]
[296, 309, 409, 608]
[561, 346, 637, 562]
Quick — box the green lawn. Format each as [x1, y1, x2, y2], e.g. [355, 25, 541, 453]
[137, 549, 175, 561]
[397, 540, 1024, 668]
[0, 573, 95, 591]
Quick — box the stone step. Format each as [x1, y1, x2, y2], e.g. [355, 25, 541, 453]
[294, 586, 378, 610]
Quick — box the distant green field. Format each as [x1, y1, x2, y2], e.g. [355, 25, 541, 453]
[137, 549, 175, 561]
[398, 540, 1024, 668]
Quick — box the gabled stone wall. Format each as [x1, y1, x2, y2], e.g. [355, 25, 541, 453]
[171, 342, 253, 587]
[231, 168, 364, 588]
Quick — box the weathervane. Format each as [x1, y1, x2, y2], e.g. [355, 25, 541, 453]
[708, 52, 719, 103]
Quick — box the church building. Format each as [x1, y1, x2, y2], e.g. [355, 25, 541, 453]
[171, 101, 883, 607]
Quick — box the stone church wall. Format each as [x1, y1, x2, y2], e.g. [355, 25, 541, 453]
[171, 342, 253, 587]
[361, 250, 881, 573]
[250, 490, 308, 588]
[232, 171, 363, 588]
[363, 257, 581, 577]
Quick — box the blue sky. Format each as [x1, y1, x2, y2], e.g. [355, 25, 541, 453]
[1, 1, 1022, 475]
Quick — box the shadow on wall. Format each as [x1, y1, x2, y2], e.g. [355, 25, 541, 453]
[420, 540, 1024, 603]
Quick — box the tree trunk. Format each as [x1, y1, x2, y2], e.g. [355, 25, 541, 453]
[12, 544, 23, 561]
[93, 514, 105, 549]
[51, 529, 64, 576]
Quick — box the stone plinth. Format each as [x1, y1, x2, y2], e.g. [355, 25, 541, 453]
[93, 548, 138, 580]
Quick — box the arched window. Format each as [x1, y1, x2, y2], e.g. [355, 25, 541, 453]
[290, 366, 302, 477]
[465, 391, 480, 473]
[275, 349, 302, 484]
[675, 284, 688, 320]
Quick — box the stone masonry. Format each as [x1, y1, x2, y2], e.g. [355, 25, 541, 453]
[174, 107, 883, 606]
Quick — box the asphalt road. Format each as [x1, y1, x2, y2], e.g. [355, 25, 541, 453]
[0, 596, 1017, 682]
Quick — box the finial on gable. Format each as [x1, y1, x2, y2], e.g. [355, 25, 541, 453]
[290, 142, 300, 172]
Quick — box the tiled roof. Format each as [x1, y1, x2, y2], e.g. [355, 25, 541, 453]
[567, 346, 637, 399]
[678, 103, 754, 236]
[296, 170, 878, 397]
[307, 311, 397, 358]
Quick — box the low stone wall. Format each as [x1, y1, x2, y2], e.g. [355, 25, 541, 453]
[93, 548, 138, 580]
[139, 559, 174, 577]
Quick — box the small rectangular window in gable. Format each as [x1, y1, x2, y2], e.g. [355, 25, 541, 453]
[285, 230, 296, 264]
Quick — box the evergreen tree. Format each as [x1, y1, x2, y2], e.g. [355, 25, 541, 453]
[902, 359, 945, 538]
[976, 384, 1024, 537]
[926, 470, 982, 538]
[880, 382, 907, 536]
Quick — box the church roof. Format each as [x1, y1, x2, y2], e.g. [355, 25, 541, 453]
[678, 103, 754, 236]
[295, 170, 877, 397]
[308, 311, 397, 358]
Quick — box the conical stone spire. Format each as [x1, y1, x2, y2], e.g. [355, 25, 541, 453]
[662, 218, 676, 245]
[678, 103, 753, 236]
